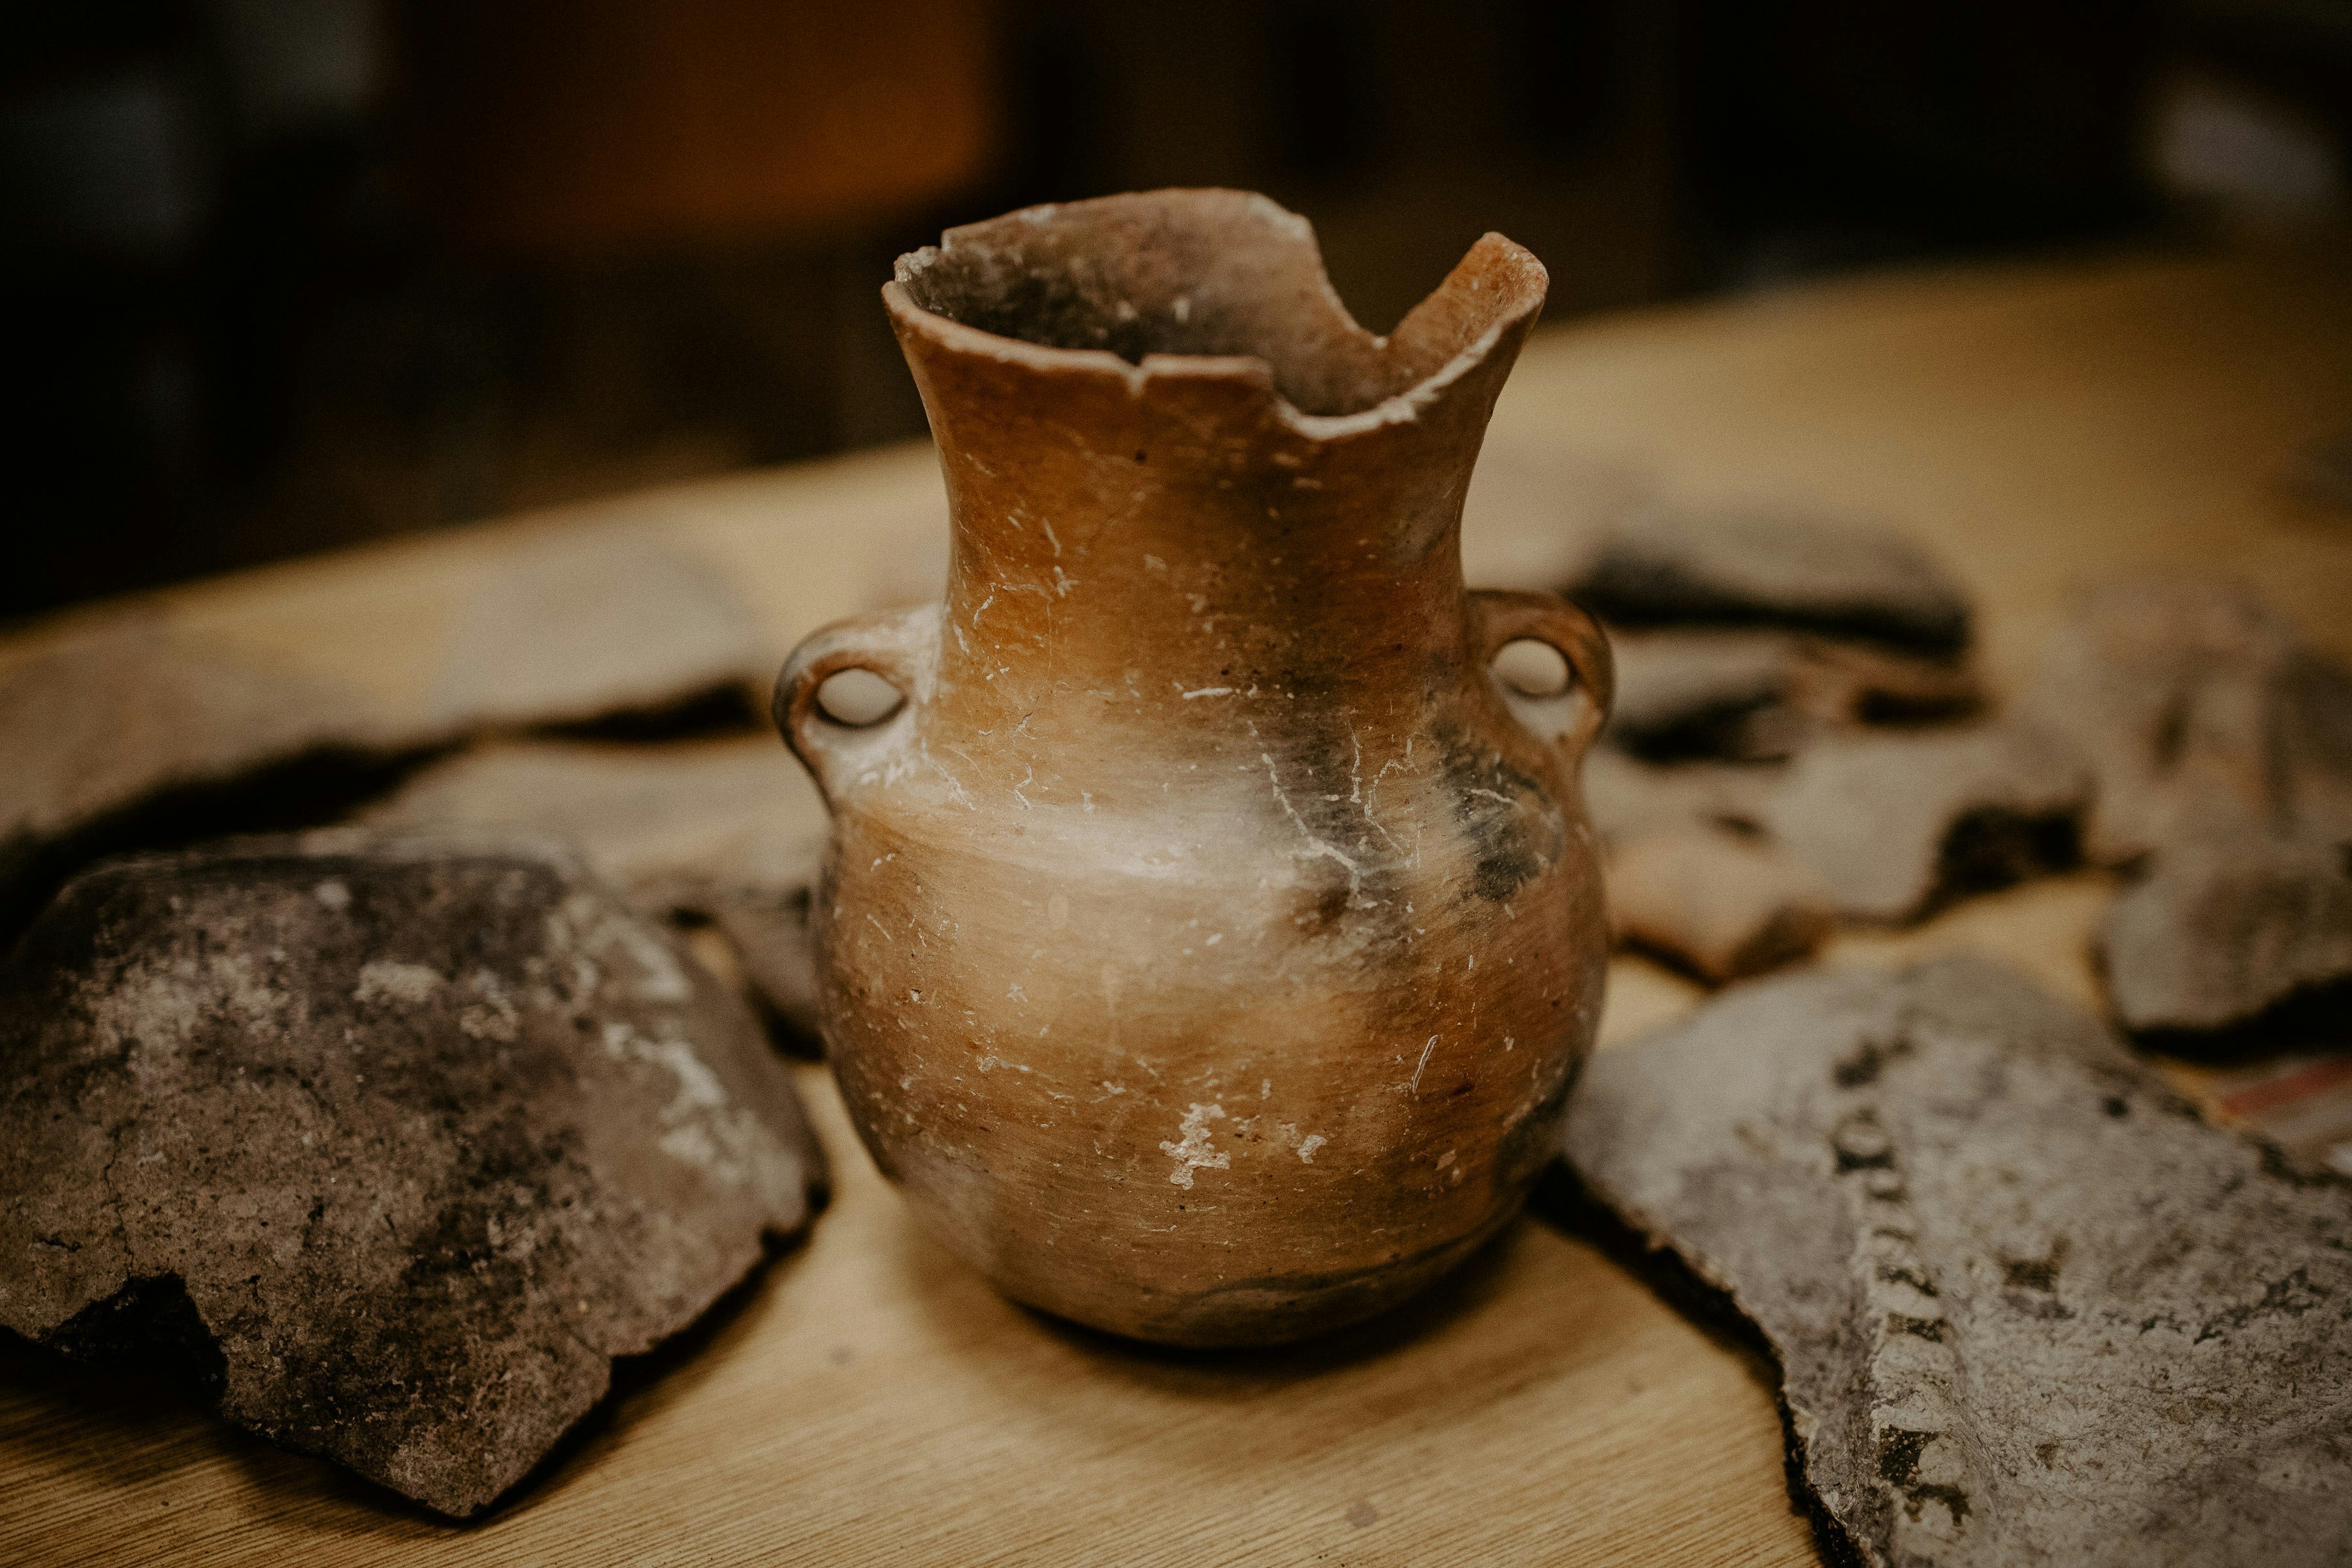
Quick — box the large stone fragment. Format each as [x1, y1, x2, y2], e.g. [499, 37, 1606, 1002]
[1565, 502, 1973, 658]
[1607, 826, 1835, 982]
[2021, 575, 2352, 865]
[360, 739, 828, 1044]
[2099, 830, 2352, 1037]
[1761, 725, 2087, 921]
[0, 834, 826, 1517]
[1548, 958, 2352, 1568]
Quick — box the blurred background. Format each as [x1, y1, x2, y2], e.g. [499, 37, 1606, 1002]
[7, 0, 2348, 623]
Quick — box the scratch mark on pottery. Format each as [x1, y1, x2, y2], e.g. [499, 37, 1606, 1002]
[1183, 687, 1236, 699]
[1298, 1134, 1327, 1163]
[1410, 1035, 1439, 1094]
[1261, 751, 1368, 902]
[920, 746, 977, 809]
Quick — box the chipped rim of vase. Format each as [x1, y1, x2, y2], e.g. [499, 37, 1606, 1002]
[883, 188, 1548, 442]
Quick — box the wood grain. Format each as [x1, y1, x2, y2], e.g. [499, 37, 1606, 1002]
[6, 238, 2349, 1566]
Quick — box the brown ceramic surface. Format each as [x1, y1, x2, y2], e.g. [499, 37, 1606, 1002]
[777, 189, 1612, 1345]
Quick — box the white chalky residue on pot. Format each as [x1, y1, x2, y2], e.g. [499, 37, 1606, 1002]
[1160, 1102, 1229, 1188]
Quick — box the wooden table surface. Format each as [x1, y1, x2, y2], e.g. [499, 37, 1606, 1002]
[6, 239, 2351, 1567]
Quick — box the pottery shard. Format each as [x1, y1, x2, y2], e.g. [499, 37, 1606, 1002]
[1580, 747, 1776, 847]
[2021, 574, 2352, 866]
[1607, 630, 1980, 763]
[1548, 957, 2352, 1568]
[360, 739, 829, 1045]
[1564, 502, 1973, 659]
[1607, 826, 1835, 982]
[1760, 724, 2087, 921]
[0, 618, 389, 932]
[0, 834, 826, 1517]
[423, 534, 770, 731]
[0, 536, 774, 940]
[2099, 830, 2352, 1037]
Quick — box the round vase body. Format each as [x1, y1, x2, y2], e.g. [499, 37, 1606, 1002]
[777, 191, 1614, 1346]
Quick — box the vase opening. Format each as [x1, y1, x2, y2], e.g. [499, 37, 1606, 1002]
[890, 188, 1544, 420]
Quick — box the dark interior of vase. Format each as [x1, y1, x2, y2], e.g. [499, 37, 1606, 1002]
[894, 190, 1541, 417]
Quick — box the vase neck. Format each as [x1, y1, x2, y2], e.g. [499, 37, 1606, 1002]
[879, 190, 1546, 745]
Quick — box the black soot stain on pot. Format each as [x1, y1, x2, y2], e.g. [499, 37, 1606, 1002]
[1435, 724, 1560, 904]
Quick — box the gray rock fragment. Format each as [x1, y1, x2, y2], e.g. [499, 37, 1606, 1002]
[2021, 575, 2352, 865]
[1566, 502, 1973, 658]
[2100, 831, 2352, 1037]
[0, 834, 826, 1517]
[1550, 957, 2352, 1568]
[360, 740, 828, 1045]
[1761, 724, 2087, 921]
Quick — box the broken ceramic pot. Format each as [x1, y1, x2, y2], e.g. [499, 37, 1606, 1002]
[777, 190, 1615, 1346]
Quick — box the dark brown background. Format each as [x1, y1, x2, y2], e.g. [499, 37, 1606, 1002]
[7, 0, 2347, 621]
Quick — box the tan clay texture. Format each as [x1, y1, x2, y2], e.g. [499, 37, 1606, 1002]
[777, 191, 1613, 1345]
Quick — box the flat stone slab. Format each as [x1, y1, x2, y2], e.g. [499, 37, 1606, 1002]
[2099, 830, 2352, 1038]
[0, 834, 826, 1517]
[1549, 956, 2352, 1568]
[361, 740, 828, 1045]
[1565, 502, 1972, 658]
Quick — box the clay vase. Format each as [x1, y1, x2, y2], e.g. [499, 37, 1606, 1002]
[776, 189, 1613, 1347]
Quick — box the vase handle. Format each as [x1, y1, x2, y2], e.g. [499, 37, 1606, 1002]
[1469, 588, 1614, 758]
[774, 604, 939, 808]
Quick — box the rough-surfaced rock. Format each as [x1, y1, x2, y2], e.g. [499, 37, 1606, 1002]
[0, 834, 826, 1516]
[1608, 826, 1835, 981]
[361, 739, 828, 1044]
[1565, 502, 1973, 658]
[2022, 575, 2352, 865]
[2100, 830, 2352, 1037]
[1761, 725, 2087, 921]
[1549, 957, 2352, 1568]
